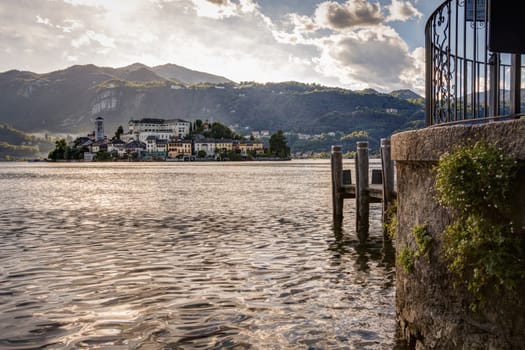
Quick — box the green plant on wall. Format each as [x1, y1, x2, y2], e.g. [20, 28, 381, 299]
[413, 224, 432, 259]
[398, 247, 415, 273]
[397, 224, 433, 273]
[384, 199, 398, 239]
[435, 140, 524, 311]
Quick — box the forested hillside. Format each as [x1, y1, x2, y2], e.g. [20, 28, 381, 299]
[0, 64, 425, 153]
[0, 123, 54, 160]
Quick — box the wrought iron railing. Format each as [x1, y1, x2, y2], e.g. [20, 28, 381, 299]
[425, 0, 524, 126]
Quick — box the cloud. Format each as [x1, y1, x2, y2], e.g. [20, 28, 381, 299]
[0, 0, 427, 94]
[192, 0, 237, 18]
[238, 0, 259, 14]
[268, 0, 426, 93]
[62, 51, 79, 62]
[315, 0, 383, 30]
[36, 15, 52, 26]
[135, 0, 321, 83]
[35, 14, 84, 34]
[400, 46, 425, 93]
[71, 30, 116, 49]
[0, 0, 106, 72]
[312, 26, 416, 90]
[386, 0, 422, 22]
[272, 13, 320, 46]
[287, 13, 319, 33]
[57, 19, 84, 33]
[190, 0, 258, 19]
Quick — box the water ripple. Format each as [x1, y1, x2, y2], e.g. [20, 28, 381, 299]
[0, 160, 397, 349]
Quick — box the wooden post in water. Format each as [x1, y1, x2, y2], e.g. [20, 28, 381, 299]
[331, 145, 344, 221]
[355, 141, 369, 236]
[381, 138, 395, 214]
[381, 138, 395, 238]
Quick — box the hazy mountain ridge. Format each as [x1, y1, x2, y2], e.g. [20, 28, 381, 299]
[152, 63, 233, 84]
[0, 123, 54, 159]
[0, 63, 424, 152]
[390, 89, 423, 100]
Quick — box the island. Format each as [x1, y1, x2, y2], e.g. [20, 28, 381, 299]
[47, 117, 291, 162]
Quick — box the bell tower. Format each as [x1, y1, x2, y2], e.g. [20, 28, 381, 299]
[95, 116, 104, 141]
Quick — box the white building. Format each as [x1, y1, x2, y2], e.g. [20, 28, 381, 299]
[125, 140, 146, 156]
[107, 139, 126, 157]
[90, 139, 107, 153]
[194, 139, 217, 157]
[145, 136, 168, 156]
[127, 118, 191, 142]
[251, 130, 270, 139]
[84, 152, 96, 161]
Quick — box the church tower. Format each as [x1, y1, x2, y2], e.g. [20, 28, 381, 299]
[95, 116, 104, 141]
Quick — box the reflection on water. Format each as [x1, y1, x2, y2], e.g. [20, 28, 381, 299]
[0, 160, 398, 349]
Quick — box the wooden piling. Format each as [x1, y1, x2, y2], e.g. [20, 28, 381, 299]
[355, 141, 369, 236]
[381, 138, 395, 222]
[331, 145, 344, 221]
[330, 140, 396, 238]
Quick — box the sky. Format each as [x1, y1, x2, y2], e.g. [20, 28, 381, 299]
[0, 0, 444, 95]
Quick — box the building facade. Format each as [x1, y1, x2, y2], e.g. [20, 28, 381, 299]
[128, 118, 191, 142]
[236, 140, 265, 156]
[194, 139, 217, 156]
[167, 139, 193, 158]
[145, 136, 168, 158]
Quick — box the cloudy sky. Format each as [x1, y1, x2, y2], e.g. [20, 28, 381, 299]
[0, 0, 443, 94]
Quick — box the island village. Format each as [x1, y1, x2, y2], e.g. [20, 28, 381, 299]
[52, 116, 290, 162]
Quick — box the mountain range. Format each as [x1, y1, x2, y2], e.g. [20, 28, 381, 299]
[0, 63, 425, 153]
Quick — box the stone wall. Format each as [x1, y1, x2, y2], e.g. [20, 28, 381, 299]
[391, 118, 525, 349]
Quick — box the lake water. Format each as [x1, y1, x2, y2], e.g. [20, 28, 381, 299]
[0, 160, 399, 349]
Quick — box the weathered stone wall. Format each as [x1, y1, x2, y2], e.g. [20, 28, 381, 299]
[391, 118, 525, 349]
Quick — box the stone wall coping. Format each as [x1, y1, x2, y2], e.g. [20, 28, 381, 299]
[391, 118, 525, 162]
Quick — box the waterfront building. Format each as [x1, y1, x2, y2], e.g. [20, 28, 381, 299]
[194, 138, 218, 157]
[107, 139, 126, 157]
[167, 139, 193, 158]
[70, 136, 92, 149]
[193, 139, 264, 157]
[127, 118, 191, 142]
[125, 140, 146, 158]
[145, 136, 168, 158]
[215, 139, 234, 153]
[235, 140, 264, 156]
[90, 139, 108, 153]
[83, 152, 95, 161]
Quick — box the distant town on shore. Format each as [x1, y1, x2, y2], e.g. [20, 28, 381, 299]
[47, 116, 291, 162]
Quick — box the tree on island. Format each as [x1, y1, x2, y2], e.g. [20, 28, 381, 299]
[95, 150, 112, 161]
[192, 119, 241, 140]
[48, 138, 84, 160]
[206, 122, 236, 139]
[48, 139, 68, 160]
[268, 130, 290, 158]
[113, 125, 124, 141]
[194, 119, 203, 130]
